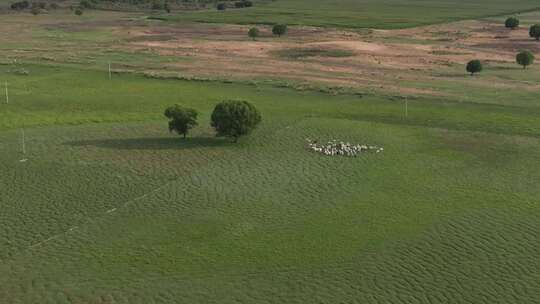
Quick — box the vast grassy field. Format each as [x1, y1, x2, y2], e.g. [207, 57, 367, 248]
[1, 63, 540, 302]
[2, 2, 540, 302]
[163, 0, 540, 28]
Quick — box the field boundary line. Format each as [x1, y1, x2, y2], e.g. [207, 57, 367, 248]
[25, 177, 176, 251]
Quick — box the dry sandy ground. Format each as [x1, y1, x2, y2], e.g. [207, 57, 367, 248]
[119, 18, 540, 95]
[1, 11, 540, 97]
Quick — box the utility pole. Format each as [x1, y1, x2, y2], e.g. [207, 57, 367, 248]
[5, 81, 8, 104]
[19, 128, 28, 162]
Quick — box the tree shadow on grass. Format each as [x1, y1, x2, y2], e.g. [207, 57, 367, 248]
[64, 136, 231, 150]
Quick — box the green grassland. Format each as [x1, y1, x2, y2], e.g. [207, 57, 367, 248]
[162, 0, 540, 29]
[1, 63, 540, 302]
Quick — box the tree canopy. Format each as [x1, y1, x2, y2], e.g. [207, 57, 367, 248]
[505, 17, 519, 29]
[211, 100, 261, 142]
[516, 50, 535, 69]
[466, 60, 483, 76]
[272, 24, 288, 37]
[248, 27, 259, 40]
[530, 24, 540, 40]
[164, 105, 198, 139]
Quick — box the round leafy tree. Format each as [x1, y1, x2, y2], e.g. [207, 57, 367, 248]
[530, 24, 540, 40]
[211, 100, 261, 142]
[216, 3, 226, 10]
[248, 27, 259, 40]
[75, 8, 83, 15]
[516, 50, 535, 69]
[466, 59, 483, 76]
[272, 24, 288, 37]
[505, 17, 519, 29]
[164, 105, 198, 139]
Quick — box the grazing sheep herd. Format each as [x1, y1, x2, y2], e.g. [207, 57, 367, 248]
[306, 139, 383, 157]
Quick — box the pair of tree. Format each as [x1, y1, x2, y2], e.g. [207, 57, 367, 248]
[165, 100, 261, 142]
[247, 24, 287, 40]
[466, 50, 535, 75]
[504, 17, 540, 40]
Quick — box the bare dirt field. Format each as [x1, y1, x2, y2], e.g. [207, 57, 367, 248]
[1, 11, 540, 98]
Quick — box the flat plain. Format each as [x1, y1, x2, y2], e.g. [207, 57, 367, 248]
[1, 2, 540, 303]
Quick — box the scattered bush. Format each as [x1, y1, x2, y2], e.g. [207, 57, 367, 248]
[164, 105, 198, 139]
[80, 0, 93, 8]
[31, 1, 45, 9]
[10, 0, 29, 10]
[75, 8, 83, 15]
[516, 50, 535, 69]
[164, 2, 170, 13]
[49, 2, 58, 9]
[505, 17, 519, 29]
[530, 24, 540, 41]
[272, 24, 287, 37]
[151, 1, 162, 10]
[216, 3, 225, 10]
[234, 0, 251, 8]
[466, 59, 483, 76]
[30, 6, 40, 14]
[248, 27, 259, 40]
[211, 100, 261, 142]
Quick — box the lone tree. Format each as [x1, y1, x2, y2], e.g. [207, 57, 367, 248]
[248, 27, 259, 40]
[164, 105, 198, 139]
[75, 8, 83, 15]
[272, 24, 287, 37]
[211, 100, 261, 142]
[505, 17, 519, 29]
[466, 59, 483, 76]
[530, 24, 540, 40]
[516, 50, 535, 69]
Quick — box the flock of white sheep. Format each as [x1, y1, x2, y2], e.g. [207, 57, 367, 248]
[306, 139, 383, 157]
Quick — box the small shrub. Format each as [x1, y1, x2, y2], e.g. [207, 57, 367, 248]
[30, 7, 40, 14]
[151, 1, 163, 10]
[49, 2, 58, 9]
[216, 3, 225, 10]
[164, 2, 170, 13]
[234, 1, 244, 8]
[272, 24, 287, 37]
[466, 59, 483, 76]
[75, 8, 83, 15]
[80, 0, 92, 8]
[211, 100, 261, 142]
[10, 0, 29, 10]
[530, 24, 540, 41]
[505, 17, 519, 29]
[248, 27, 259, 40]
[31, 1, 45, 8]
[164, 105, 198, 139]
[516, 50, 535, 69]
[243, 0, 252, 7]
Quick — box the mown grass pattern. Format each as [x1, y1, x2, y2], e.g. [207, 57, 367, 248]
[0, 64, 539, 302]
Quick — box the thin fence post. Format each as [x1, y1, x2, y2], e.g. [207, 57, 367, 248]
[5, 81, 8, 104]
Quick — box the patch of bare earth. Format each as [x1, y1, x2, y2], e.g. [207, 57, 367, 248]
[2, 11, 540, 98]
